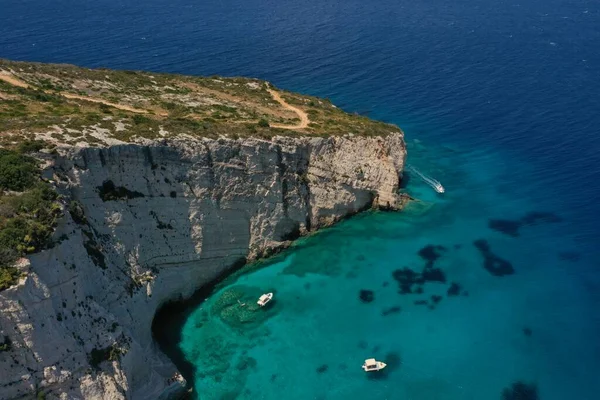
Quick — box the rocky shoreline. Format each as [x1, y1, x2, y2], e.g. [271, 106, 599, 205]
[0, 133, 406, 399]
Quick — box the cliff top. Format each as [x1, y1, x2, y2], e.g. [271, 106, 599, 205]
[0, 59, 400, 148]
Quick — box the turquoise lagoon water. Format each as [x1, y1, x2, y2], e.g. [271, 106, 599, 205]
[178, 141, 599, 400]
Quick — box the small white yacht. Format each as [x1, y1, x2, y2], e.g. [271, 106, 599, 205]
[433, 182, 445, 193]
[362, 358, 387, 372]
[257, 293, 273, 307]
[406, 164, 445, 194]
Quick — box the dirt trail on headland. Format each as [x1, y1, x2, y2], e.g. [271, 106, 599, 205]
[0, 71, 310, 127]
[0, 72, 29, 88]
[0, 71, 152, 114]
[267, 88, 310, 129]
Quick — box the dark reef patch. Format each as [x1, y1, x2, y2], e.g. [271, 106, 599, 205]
[522, 327, 532, 337]
[316, 364, 328, 374]
[431, 295, 442, 304]
[447, 282, 461, 296]
[392, 267, 423, 294]
[418, 245, 447, 266]
[489, 211, 562, 237]
[382, 306, 401, 316]
[392, 265, 446, 295]
[473, 239, 514, 277]
[488, 219, 521, 237]
[501, 381, 539, 400]
[414, 300, 428, 306]
[359, 290, 375, 303]
[393, 245, 449, 295]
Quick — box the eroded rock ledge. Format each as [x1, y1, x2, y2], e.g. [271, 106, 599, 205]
[0, 133, 405, 399]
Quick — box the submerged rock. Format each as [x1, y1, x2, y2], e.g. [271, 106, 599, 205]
[359, 290, 375, 303]
[417, 244, 447, 267]
[473, 239, 515, 276]
[316, 364, 328, 374]
[489, 211, 562, 237]
[447, 282, 461, 296]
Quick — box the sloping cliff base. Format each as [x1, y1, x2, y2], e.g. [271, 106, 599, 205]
[0, 61, 406, 400]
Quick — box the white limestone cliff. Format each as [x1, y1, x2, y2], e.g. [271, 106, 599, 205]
[0, 133, 405, 400]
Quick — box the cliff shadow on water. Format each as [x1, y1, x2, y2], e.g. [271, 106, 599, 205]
[151, 244, 300, 387]
[150, 206, 384, 390]
[151, 257, 248, 385]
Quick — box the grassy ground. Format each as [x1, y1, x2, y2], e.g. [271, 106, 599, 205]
[0, 59, 400, 146]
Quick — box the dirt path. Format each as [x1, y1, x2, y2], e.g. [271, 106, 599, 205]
[267, 88, 310, 130]
[1, 71, 309, 127]
[0, 71, 152, 114]
[0, 72, 29, 88]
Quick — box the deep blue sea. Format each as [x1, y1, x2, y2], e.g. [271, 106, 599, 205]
[2, 0, 600, 399]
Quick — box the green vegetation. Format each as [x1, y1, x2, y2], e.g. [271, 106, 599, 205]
[0, 147, 61, 291]
[0, 58, 401, 144]
[0, 149, 39, 191]
[17, 139, 46, 154]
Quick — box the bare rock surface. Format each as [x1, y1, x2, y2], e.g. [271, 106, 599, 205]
[0, 133, 405, 399]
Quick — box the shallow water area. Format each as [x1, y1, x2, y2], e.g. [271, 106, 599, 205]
[179, 141, 600, 400]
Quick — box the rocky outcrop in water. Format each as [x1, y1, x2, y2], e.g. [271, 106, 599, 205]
[0, 133, 405, 399]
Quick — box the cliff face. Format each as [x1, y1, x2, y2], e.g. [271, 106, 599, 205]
[0, 133, 405, 399]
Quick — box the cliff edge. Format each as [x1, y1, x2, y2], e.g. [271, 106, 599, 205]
[0, 61, 406, 399]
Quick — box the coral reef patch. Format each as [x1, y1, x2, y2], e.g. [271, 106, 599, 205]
[473, 240, 514, 277]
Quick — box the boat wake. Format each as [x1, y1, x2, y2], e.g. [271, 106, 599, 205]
[406, 165, 445, 193]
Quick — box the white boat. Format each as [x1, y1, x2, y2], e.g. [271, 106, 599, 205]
[362, 358, 387, 372]
[257, 293, 273, 307]
[406, 165, 445, 194]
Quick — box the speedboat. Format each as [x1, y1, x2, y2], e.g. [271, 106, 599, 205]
[433, 182, 445, 193]
[257, 293, 273, 307]
[362, 358, 387, 372]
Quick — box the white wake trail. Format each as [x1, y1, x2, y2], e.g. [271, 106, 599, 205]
[406, 164, 445, 193]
